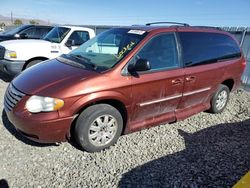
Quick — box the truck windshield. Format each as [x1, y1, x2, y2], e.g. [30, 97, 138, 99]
[3, 25, 30, 35]
[43, 27, 70, 43]
[67, 28, 147, 70]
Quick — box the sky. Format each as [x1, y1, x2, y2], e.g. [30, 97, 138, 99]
[0, 0, 250, 26]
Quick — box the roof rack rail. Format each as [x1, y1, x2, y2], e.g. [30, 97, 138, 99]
[146, 22, 189, 26]
[193, 26, 222, 30]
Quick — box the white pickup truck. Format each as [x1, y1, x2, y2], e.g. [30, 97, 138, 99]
[0, 25, 95, 75]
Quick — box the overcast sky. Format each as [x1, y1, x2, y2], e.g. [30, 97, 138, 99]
[0, 0, 249, 26]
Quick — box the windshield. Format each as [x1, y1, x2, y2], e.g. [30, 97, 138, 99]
[43, 27, 70, 43]
[3, 25, 29, 35]
[67, 28, 147, 71]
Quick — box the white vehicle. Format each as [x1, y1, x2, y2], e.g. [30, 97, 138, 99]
[0, 26, 95, 75]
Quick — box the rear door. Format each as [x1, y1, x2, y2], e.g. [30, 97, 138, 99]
[176, 31, 242, 120]
[129, 33, 184, 131]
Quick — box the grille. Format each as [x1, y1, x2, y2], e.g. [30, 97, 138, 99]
[0, 45, 5, 59]
[4, 84, 25, 112]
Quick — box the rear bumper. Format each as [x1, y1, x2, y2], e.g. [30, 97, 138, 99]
[0, 59, 25, 75]
[5, 109, 75, 143]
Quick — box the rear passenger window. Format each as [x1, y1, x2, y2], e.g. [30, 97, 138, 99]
[179, 32, 241, 67]
[136, 33, 179, 71]
[35, 27, 52, 39]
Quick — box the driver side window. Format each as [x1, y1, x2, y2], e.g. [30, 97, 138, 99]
[136, 33, 179, 71]
[19, 27, 36, 38]
[68, 31, 90, 46]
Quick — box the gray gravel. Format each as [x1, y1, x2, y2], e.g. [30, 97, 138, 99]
[0, 71, 250, 188]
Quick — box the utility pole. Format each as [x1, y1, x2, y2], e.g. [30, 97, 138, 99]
[11, 11, 13, 24]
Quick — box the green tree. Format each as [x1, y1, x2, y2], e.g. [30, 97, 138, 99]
[29, 20, 38, 25]
[14, 19, 23, 25]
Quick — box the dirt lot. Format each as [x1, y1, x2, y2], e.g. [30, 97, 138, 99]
[0, 72, 250, 188]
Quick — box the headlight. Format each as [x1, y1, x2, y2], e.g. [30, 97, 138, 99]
[5, 49, 17, 58]
[25, 96, 64, 113]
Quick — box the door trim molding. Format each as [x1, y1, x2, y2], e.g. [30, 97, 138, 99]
[139, 94, 182, 107]
[138, 87, 211, 107]
[183, 87, 211, 97]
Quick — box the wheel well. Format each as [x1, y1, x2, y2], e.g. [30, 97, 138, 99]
[23, 57, 48, 70]
[70, 99, 128, 138]
[221, 79, 234, 91]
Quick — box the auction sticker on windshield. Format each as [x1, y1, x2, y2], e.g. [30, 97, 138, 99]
[128, 30, 145, 35]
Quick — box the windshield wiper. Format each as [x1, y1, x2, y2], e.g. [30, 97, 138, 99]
[57, 55, 86, 69]
[69, 54, 97, 69]
[70, 54, 90, 62]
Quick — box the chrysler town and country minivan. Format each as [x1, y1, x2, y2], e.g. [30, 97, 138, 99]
[4, 23, 246, 152]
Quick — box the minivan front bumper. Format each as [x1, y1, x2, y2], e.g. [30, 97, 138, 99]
[0, 59, 25, 75]
[5, 109, 74, 143]
[4, 90, 74, 143]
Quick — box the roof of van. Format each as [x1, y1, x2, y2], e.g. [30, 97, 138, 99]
[114, 25, 228, 34]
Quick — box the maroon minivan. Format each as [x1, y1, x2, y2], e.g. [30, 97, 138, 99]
[4, 23, 246, 152]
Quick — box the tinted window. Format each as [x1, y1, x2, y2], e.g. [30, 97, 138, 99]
[3, 25, 30, 35]
[68, 31, 90, 46]
[20, 27, 36, 38]
[136, 33, 179, 70]
[179, 32, 241, 67]
[35, 27, 52, 39]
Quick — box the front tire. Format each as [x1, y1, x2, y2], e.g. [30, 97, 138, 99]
[209, 84, 230, 113]
[74, 104, 123, 152]
[25, 60, 43, 69]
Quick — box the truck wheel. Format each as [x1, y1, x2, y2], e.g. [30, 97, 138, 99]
[209, 84, 230, 114]
[74, 104, 123, 152]
[25, 60, 43, 69]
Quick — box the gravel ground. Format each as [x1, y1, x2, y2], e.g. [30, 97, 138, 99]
[0, 72, 250, 188]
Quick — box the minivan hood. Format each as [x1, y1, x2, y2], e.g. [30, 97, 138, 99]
[12, 59, 99, 97]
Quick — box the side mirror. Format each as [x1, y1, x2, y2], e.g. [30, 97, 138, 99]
[19, 33, 28, 39]
[128, 58, 151, 72]
[65, 39, 75, 47]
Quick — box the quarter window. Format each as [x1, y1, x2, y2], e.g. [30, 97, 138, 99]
[179, 32, 241, 67]
[136, 33, 179, 71]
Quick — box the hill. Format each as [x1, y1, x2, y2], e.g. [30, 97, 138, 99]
[0, 14, 52, 26]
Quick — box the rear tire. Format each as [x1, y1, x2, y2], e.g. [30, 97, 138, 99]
[74, 104, 123, 152]
[209, 84, 230, 114]
[25, 60, 43, 69]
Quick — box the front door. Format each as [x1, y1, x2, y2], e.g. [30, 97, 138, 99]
[128, 33, 184, 132]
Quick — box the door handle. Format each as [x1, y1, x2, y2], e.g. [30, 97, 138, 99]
[172, 79, 183, 85]
[186, 76, 196, 82]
